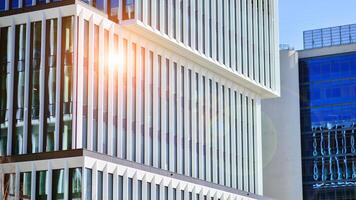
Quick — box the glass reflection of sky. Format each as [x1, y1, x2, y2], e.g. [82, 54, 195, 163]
[299, 52, 356, 199]
[300, 52, 356, 127]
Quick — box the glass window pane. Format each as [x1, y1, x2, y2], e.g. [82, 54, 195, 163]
[52, 169, 65, 200]
[36, 171, 48, 200]
[85, 168, 92, 200]
[0, 27, 10, 156]
[94, 0, 105, 11]
[14, 24, 26, 155]
[45, 19, 58, 152]
[11, 0, 20, 9]
[4, 173, 16, 199]
[108, 173, 113, 200]
[61, 16, 74, 150]
[20, 172, 32, 199]
[123, 0, 135, 19]
[29, 21, 41, 153]
[118, 175, 123, 200]
[97, 171, 103, 200]
[69, 168, 82, 200]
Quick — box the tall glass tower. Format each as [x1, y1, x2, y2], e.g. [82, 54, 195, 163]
[299, 24, 356, 200]
[0, 0, 280, 199]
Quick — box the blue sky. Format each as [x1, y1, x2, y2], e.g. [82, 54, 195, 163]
[279, 0, 356, 50]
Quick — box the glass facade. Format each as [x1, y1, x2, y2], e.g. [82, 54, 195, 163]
[299, 52, 356, 200]
[0, 0, 277, 197]
[0, 16, 74, 156]
[0, 27, 10, 156]
[304, 24, 356, 49]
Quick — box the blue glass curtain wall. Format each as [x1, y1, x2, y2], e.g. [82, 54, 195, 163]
[299, 52, 356, 200]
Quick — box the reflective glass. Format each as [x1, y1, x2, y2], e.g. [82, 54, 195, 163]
[20, 172, 32, 199]
[299, 52, 356, 199]
[31, 21, 41, 153]
[0, 0, 5, 11]
[128, 177, 133, 200]
[14, 24, 26, 155]
[108, 173, 113, 200]
[82, 20, 89, 149]
[37, 0, 46, 4]
[94, 0, 104, 11]
[4, 173, 16, 199]
[70, 168, 82, 200]
[23, 0, 32, 7]
[93, 25, 99, 152]
[36, 171, 48, 200]
[11, 0, 19, 9]
[0, 27, 10, 156]
[45, 19, 58, 152]
[97, 171, 103, 200]
[52, 169, 65, 200]
[110, 0, 119, 21]
[84, 168, 92, 200]
[123, 0, 135, 19]
[61, 16, 74, 150]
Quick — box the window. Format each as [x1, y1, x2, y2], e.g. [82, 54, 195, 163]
[93, 24, 99, 152]
[36, 171, 48, 199]
[52, 169, 65, 199]
[103, 30, 109, 154]
[4, 173, 16, 199]
[97, 171, 103, 200]
[118, 175, 123, 200]
[69, 168, 82, 200]
[128, 177, 133, 200]
[61, 16, 74, 150]
[110, 0, 119, 22]
[82, 20, 89, 149]
[45, 19, 58, 152]
[11, 0, 20, 9]
[0, 27, 9, 156]
[0, 0, 5, 11]
[20, 172, 32, 199]
[108, 173, 113, 200]
[123, 0, 135, 20]
[85, 168, 92, 200]
[23, 0, 32, 7]
[94, 0, 105, 11]
[37, 0, 46, 5]
[29, 21, 41, 153]
[13, 24, 26, 155]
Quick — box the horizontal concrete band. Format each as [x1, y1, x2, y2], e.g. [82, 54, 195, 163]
[0, 149, 270, 200]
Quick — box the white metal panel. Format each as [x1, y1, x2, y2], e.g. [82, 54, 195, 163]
[183, 65, 190, 176]
[168, 58, 175, 172]
[126, 40, 134, 160]
[176, 61, 183, 174]
[192, 69, 197, 178]
[211, 79, 218, 184]
[217, 82, 224, 185]
[152, 51, 159, 168]
[136, 43, 143, 163]
[198, 72, 204, 180]
[161, 55, 168, 170]
[224, 86, 231, 187]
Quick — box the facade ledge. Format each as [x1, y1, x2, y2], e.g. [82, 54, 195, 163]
[120, 19, 280, 99]
[0, 150, 272, 200]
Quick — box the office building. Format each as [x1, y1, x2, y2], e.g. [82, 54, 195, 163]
[299, 25, 356, 199]
[263, 24, 356, 200]
[0, 0, 280, 199]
